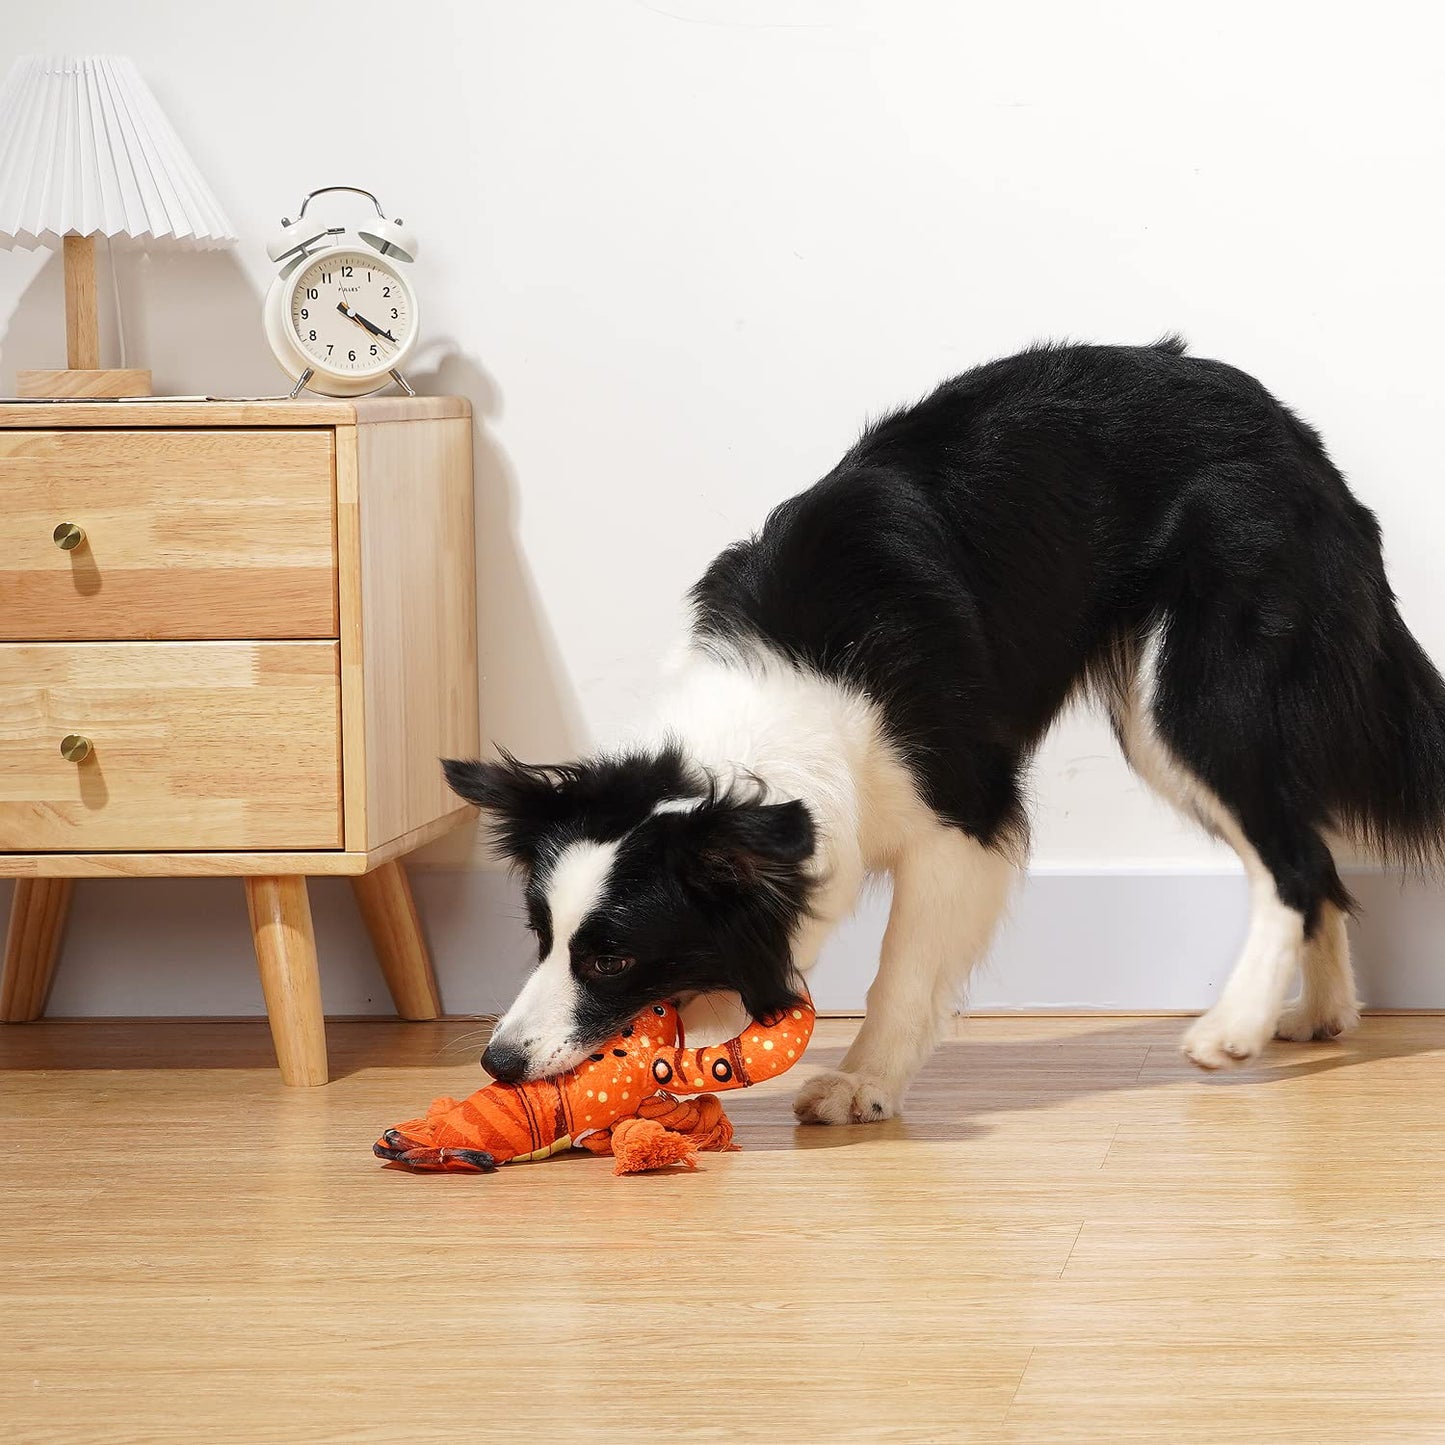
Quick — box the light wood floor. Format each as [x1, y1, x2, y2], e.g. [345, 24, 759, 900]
[5, 1014, 1445, 1443]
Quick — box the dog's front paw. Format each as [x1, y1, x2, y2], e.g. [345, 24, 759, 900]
[1275, 998, 1361, 1043]
[1181, 1007, 1273, 1070]
[792, 1070, 899, 1125]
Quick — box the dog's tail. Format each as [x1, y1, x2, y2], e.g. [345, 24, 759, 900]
[1332, 613, 1445, 872]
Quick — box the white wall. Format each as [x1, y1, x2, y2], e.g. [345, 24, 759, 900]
[3, 1, 1444, 1015]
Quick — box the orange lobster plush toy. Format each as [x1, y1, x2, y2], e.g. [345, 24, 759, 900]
[375, 995, 816, 1176]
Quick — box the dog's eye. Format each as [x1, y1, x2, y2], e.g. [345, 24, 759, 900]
[584, 954, 634, 979]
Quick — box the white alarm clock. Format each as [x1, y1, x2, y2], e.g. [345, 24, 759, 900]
[263, 186, 420, 397]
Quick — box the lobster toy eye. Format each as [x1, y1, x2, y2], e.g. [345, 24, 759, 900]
[584, 954, 634, 980]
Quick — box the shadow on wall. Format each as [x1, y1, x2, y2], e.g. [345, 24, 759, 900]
[407, 344, 590, 868]
[1, 244, 280, 396]
[1347, 871, 1445, 1009]
[7, 872, 535, 1023]
[0, 247, 58, 385]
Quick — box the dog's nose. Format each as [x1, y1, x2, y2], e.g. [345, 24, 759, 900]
[481, 1037, 530, 1083]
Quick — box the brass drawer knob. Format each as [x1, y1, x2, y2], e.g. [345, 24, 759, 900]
[53, 522, 86, 551]
[60, 734, 92, 763]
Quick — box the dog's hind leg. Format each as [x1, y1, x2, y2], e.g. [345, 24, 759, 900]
[793, 820, 1018, 1124]
[1177, 818, 1309, 1069]
[1108, 625, 1350, 1069]
[1275, 899, 1360, 1042]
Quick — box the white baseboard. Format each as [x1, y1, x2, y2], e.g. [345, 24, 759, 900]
[5, 866, 1442, 1019]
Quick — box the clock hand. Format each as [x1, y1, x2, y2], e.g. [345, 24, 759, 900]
[336, 302, 399, 345]
[337, 301, 391, 339]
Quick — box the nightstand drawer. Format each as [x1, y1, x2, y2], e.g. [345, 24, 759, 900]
[0, 430, 337, 640]
[0, 642, 342, 851]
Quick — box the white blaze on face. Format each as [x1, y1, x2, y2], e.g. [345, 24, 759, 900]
[489, 838, 621, 1075]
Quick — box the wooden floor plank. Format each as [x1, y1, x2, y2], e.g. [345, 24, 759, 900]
[3, 1013, 1445, 1442]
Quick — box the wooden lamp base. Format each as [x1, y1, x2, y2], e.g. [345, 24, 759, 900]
[16, 235, 152, 400]
[17, 368, 152, 399]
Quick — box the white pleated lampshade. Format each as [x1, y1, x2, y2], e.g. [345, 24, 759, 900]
[0, 54, 236, 251]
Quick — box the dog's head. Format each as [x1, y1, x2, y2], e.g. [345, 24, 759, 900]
[443, 747, 816, 1082]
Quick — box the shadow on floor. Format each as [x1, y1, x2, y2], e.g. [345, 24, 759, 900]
[5, 1014, 1441, 1115]
[0, 1016, 496, 1083]
[721, 1014, 1445, 1152]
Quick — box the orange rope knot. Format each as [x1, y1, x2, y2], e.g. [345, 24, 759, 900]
[591, 1092, 738, 1174]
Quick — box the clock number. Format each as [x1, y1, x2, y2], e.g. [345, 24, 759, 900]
[290, 263, 404, 373]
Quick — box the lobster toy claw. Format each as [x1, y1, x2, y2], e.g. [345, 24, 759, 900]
[374, 993, 816, 1176]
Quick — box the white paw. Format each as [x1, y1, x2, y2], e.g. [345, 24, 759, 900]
[1181, 1008, 1274, 1070]
[1275, 999, 1361, 1043]
[792, 1069, 900, 1125]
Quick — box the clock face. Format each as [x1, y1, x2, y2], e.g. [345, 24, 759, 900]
[287, 249, 414, 376]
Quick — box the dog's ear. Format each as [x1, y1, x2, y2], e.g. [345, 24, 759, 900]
[442, 753, 568, 867]
[665, 796, 816, 1019]
[674, 796, 816, 891]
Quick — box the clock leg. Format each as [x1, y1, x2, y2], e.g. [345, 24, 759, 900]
[0, 879, 75, 1022]
[245, 876, 328, 1086]
[351, 860, 442, 1020]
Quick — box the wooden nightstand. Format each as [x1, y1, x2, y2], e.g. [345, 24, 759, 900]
[0, 397, 479, 1084]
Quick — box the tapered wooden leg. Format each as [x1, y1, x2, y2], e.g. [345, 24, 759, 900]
[350, 860, 442, 1020]
[1, 879, 75, 1022]
[245, 876, 328, 1086]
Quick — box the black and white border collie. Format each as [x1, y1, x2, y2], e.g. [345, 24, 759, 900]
[445, 339, 1445, 1124]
